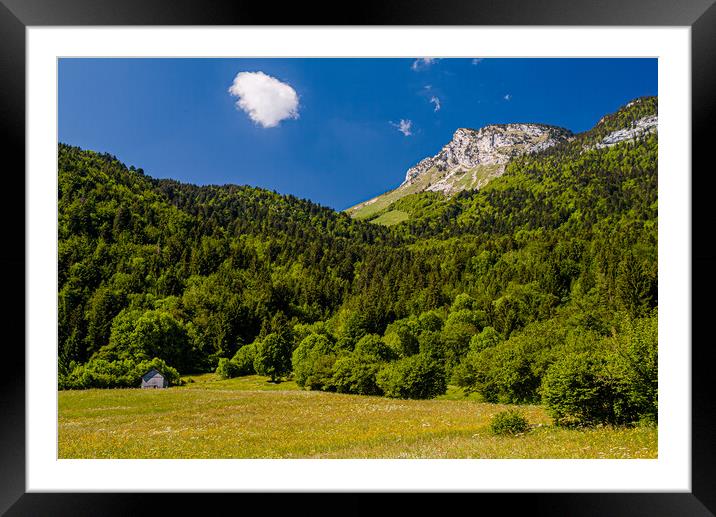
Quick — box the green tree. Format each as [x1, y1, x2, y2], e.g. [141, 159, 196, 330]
[383, 318, 420, 357]
[231, 343, 258, 376]
[253, 332, 292, 382]
[99, 308, 191, 371]
[541, 352, 619, 426]
[469, 326, 501, 353]
[376, 353, 447, 399]
[616, 252, 656, 318]
[608, 313, 658, 423]
[129, 310, 191, 370]
[329, 335, 395, 395]
[418, 310, 443, 332]
[451, 293, 477, 311]
[292, 334, 336, 389]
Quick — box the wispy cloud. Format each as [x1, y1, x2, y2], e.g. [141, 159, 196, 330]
[472, 58, 484, 65]
[390, 119, 413, 136]
[228, 71, 299, 128]
[503, 93, 512, 101]
[411, 58, 437, 71]
[430, 96, 441, 112]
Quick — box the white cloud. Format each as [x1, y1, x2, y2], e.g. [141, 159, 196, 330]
[411, 58, 437, 71]
[430, 96, 441, 112]
[390, 119, 413, 136]
[472, 58, 484, 65]
[504, 93, 512, 101]
[227, 71, 299, 128]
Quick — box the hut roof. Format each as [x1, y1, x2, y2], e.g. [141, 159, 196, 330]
[142, 369, 164, 382]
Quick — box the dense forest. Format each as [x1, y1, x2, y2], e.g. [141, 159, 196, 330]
[58, 97, 658, 426]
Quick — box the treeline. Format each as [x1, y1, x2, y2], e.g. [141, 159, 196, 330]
[58, 97, 658, 426]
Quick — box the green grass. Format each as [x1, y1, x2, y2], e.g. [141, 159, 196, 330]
[435, 384, 484, 401]
[347, 178, 429, 220]
[58, 375, 657, 459]
[455, 164, 503, 190]
[346, 164, 505, 223]
[181, 373, 300, 391]
[371, 210, 409, 226]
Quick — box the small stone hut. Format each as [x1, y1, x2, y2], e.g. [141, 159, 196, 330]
[141, 369, 168, 389]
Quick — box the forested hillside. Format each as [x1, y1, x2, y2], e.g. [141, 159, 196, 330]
[58, 97, 658, 426]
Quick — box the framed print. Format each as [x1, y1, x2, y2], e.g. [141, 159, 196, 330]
[2, 0, 715, 514]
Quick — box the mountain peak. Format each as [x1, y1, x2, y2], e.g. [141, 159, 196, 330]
[347, 122, 573, 220]
[402, 122, 572, 187]
[346, 97, 658, 222]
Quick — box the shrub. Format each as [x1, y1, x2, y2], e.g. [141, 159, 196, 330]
[541, 352, 619, 426]
[457, 341, 540, 404]
[216, 357, 239, 379]
[376, 353, 447, 399]
[330, 353, 383, 395]
[490, 409, 529, 436]
[457, 320, 568, 404]
[330, 354, 357, 394]
[450, 359, 477, 391]
[215, 343, 258, 379]
[292, 334, 336, 389]
[327, 334, 396, 395]
[307, 354, 339, 391]
[231, 343, 257, 376]
[542, 315, 658, 427]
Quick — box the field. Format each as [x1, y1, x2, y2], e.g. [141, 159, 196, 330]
[58, 375, 657, 459]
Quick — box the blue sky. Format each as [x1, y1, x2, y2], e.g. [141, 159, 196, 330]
[59, 58, 657, 210]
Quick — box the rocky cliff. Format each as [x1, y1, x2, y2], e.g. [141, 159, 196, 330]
[348, 123, 572, 219]
[403, 124, 572, 187]
[594, 115, 658, 149]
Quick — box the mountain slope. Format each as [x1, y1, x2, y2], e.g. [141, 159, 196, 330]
[347, 123, 572, 220]
[58, 144, 399, 368]
[348, 97, 657, 226]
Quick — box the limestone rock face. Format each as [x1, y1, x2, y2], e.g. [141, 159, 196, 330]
[595, 115, 658, 149]
[402, 123, 573, 187]
[347, 122, 574, 219]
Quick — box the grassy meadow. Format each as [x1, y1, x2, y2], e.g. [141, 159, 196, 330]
[58, 375, 657, 459]
[371, 209, 409, 226]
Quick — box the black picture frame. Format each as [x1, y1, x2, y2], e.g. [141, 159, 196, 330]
[2, 0, 714, 514]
